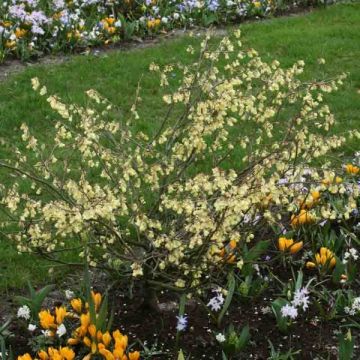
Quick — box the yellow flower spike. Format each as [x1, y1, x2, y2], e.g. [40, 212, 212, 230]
[117, 334, 128, 350]
[67, 338, 80, 346]
[99, 346, 115, 360]
[59, 347, 75, 360]
[278, 237, 302, 254]
[330, 256, 336, 268]
[97, 329, 103, 342]
[39, 310, 56, 330]
[335, 176, 343, 184]
[320, 247, 327, 257]
[102, 331, 112, 347]
[284, 239, 294, 249]
[310, 247, 336, 270]
[113, 329, 122, 340]
[278, 237, 286, 251]
[88, 324, 97, 338]
[320, 254, 327, 266]
[91, 291, 102, 311]
[37, 350, 48, 360]
[55, 306, 67, 325]
[70, 298, 82, 313]
[129, 351, 141, 360]
[83, 336, 92, 347]
[289, 241, 303, 254]
[306, 261, 316, 269]
[80, 313, 90, 328]
[18, 354, 33, 360]
[113, 348, 124, 359]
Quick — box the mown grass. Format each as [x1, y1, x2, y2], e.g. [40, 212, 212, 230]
[0, 3, 359, 291]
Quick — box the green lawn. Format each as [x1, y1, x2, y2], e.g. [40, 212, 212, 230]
[0, 3, 359, 290]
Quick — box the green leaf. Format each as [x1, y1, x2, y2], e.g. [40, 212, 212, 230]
[244, 240, 270, 262]
[96, 293, 109, 331]
[237, 324, 250, 349]
[339, 329, 354, 360]
[218, 272, 236, 327]
[295, 270, 303, 292]
[271, 298, 289, 333]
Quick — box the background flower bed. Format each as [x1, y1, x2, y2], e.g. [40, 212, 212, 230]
[0, 0, 333, 63]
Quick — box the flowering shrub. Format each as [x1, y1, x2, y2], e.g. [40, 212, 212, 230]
[0, 0, 325, 62]
[0, 30, 359, 310]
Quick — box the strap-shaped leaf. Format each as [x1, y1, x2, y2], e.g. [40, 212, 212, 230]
[218, 272, 235, 327]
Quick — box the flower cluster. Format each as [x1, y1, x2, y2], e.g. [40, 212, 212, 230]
[306, 247, 336, 270]
[278, 237, 303, 254]
[344, 297, 360, 316]
[1, 0, 316, 62]
[17, 291, 140, 360]
[281, 287, 310, 320]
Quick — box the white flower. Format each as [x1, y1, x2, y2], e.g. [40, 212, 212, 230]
[56, 323, 67, 337]
[41, 330, 52, 337]
[65, 289, 75, 299]
[216, 333, 226, 343]
[17, 305, 31, 320]
[207, 291, 225, 312]
[281, 304, 298, 319]
[292, 287, 310, 311]
[28, 324, 37, 332]
[176, 315, 188, 331]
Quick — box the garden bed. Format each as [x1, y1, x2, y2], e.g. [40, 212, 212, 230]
[0, 0, 325, 64]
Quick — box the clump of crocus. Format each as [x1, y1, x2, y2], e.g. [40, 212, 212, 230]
[19, 291, 140, 360]
[291, 209, 315, 227]
[19, 348, 75, 360]
[278, 237, 303, 254]
[306, 247, 336, 270]
[345, 164, 359, 175]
